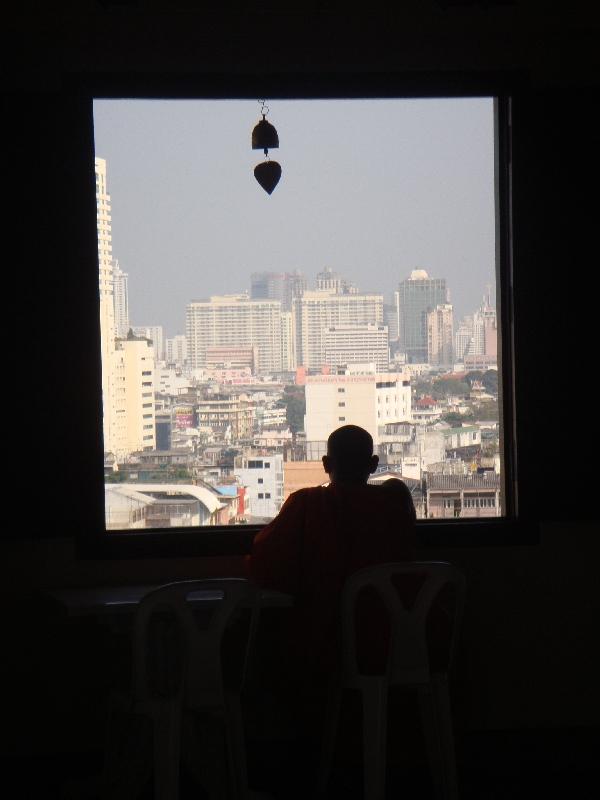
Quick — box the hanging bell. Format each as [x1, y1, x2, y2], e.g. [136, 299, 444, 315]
[254, 161, 282, 195]
[252, 118, 279, 153]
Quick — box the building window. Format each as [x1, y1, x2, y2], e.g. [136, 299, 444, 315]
[94, 95, 511, 534]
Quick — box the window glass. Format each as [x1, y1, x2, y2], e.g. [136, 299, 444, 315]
[94, 98, 503, 528]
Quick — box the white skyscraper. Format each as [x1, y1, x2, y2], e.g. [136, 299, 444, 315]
[111, 337, 156, 455]
[166, 334, 188, 367]
[324, 324, 389, 372]
[95, 157, 118, 452]
[427, 303, 454, 366]
[294, 291, 384, 369]
[96, 158, 157, 457]
[112, 259, 130, 338]
[186, 295, 284, 374]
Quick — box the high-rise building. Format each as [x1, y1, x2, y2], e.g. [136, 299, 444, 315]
[397, 269, 449, 363]
[280, 311, 297, 372]
[454, 315, 474, 361]
[95, 157, 117, 451]
[112, 259, 130, 338]
[165, 334, 188, 367]
[383, 301, 399, 343]
[324, 324, 389, 372]
[455, 294, 498, 368]
[133, 326, 164, 362]
[250, 271, 307, 311]
[315, 266, 358, 294]
[186, 295, 283, 374]
[96, 158, 157, 458]
[110, 336, 156, 455]
[294, 291, 384, 369]
[427, 304, 454, 366]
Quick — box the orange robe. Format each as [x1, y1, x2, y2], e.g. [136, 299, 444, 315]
[246, 480, 416, 686]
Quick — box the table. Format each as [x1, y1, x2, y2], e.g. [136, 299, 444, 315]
[48, 583, 293, 619]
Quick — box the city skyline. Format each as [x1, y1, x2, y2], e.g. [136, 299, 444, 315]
[93, 98, 497, 337]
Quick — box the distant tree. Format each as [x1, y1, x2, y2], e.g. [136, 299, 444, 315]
[481, 370, 498, 394]
[105, 471, 127, 483]
[465, 369, 498, 395]
[278, 385, 306, 433]
[474, 400, 499, 421]
[431, 378, 471, 398]
[442, 411, 475, 426]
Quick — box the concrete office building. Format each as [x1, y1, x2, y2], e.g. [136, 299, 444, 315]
[304, 368, 411, 456]
[295, 291, 384, 369]
[324, 324, 389, 372]
[398, 269, 449, 363]
[186, 295, 283, 374]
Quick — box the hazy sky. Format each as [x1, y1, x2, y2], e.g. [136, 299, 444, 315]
[93, 98, 496, 338]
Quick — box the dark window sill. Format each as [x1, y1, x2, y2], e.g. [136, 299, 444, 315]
[78, 517, 539, 560]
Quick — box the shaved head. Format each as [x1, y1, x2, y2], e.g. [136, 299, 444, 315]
[323, 425, 378, 484]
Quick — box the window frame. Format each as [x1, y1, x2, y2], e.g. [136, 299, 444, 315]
[77, 71, 535, 559]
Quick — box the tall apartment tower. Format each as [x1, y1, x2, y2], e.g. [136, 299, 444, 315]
[397, 269, 449, 363]
[186, 295, 284, 374]
[165, 334, 188, 367]
[325, 324, 390, 372]
[133, 326, 164, 362]
[111, 337, 156, 454]
[455, 293, 498, 368]
[95, 157, 118, 452]
[316, 266, 357, 294]
[96, 158, 156, 457]
[250, 271, 307, 311]
[427, 304, 454, 366]
[112, 259, 130, 338]
[294, 291, 384, 369]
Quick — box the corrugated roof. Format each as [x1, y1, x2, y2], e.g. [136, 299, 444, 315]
[428, 473, 500, 490]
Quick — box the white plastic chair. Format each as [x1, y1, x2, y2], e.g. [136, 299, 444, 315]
[131, 578, 261, 800]
[318, 561, 466, 800]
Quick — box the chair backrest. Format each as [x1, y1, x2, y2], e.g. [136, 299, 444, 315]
[341, 562, 465, 688]
[132, 578, 260, 710]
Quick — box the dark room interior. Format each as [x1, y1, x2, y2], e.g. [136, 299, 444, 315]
[2, 2, 599, 798]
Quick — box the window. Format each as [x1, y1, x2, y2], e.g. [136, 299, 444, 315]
[91, 89, 515, 545]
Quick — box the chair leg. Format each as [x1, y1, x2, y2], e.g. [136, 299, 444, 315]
[361, 682, 388, 800]
[431, 673, 459, 800]
[316, 684, 343, 799]
[224, 694, 249, 800]
[152, 703, 182, 800]
[419, 685, 444, 800]
[419, 677, 459, 800]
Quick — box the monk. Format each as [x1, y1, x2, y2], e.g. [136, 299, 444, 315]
[246, 424, 416, 690]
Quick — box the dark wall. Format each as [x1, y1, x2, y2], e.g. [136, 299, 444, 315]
[2, 1, 599, 757]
